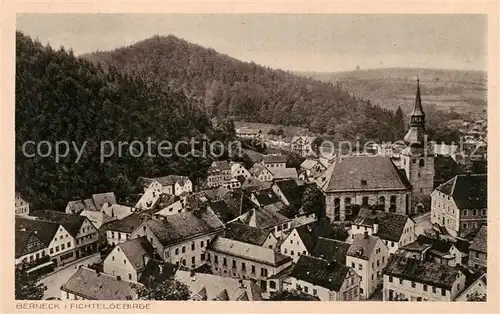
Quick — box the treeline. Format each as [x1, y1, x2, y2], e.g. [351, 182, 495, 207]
[15, 32, 234, 210]
[83, 35, 407, 142]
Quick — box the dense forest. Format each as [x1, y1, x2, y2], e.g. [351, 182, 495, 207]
[83, 35, 410, 142]
[16, 32, 235, 210]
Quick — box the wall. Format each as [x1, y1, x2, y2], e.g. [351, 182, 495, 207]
[15, 196, 30, 215]
[280, 229, 309, 262]
[48, 225, 76, 266]
[468, 250, 487, 270]
[401, 153, 435, 209]
[103, 246, 139, 282]
[106, 230, 131, 246]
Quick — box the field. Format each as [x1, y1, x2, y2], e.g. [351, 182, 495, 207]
[297, 68, 487, 119]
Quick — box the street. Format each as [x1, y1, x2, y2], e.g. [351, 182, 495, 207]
[40, 253, 101, 299]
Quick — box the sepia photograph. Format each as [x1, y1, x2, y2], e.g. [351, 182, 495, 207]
[13, 13, 488, 303]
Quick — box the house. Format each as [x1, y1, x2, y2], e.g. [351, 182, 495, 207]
[15, 193, 30, 216]
[130, 208, 225, 269]
[261, 154, 287, 170]
[430, 174, 487, 238]
[270, 167, 299, 180]
[16, 216, 76, 267]
[279, 218, 336, 262]
[468, 224, 487, 270]
[433, 155, 466, 188]
[455, 272, 487, 301]
[154, 198, 185, 216]
[311, 237, 350, 264]
[230, 162, 251, 180]
[79, 210, 116, 230]
[104, 212, 153, 246]
[175, 270, 263, 301]
[382, 255, 466, 301]
[317, 156, 412, 221]
[231, 207, 292, 239]
[15, 229, 48, 265]
[397, 235, 464, 267]
[224, 222, 278, 249]
[350, 208, 415, 255]
[65, 192, 117, 214]
[236, 128, 262, 139]
[346, 233, 389, 299]
[101, 203, 136, 220]
[285, 255, 360, 301]
[137, 175, 192, 196]
[271, 179, 303, 207]
[299, 159, 326, 182]
[205, 236, 292, 293]
[30, 210, 99, 261]
[249, 189, 282, 208]
[103, 236, 160, 283]
[291, 136, 316, 157]
[206, 161, 232, 188]
[249, 163, 274, 182]
[61, 266, 140, 300]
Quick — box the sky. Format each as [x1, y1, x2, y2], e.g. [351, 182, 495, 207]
[16, 14, 487, 72]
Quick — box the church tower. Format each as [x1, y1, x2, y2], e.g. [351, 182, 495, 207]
[401, 79, 435, 213]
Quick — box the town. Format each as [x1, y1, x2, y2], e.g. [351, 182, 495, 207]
[15, 81, 487, 302]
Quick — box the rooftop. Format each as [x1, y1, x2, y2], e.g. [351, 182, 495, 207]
[311, 237, 350, 264]
[115, 237, 156, 271]
[15, 216, 60, 246]
[294, 218, 337, 252]
[290, 255, 351, 292]
[29, 210, 86, 238]
[15, 230, 47, 258]
[353, 208, 411, 242]
[224, 221, 273, 246]
[347, 233, 381, 260]
[262, 154, 288, 164]
[436, 174, 487, 209]
[469, 224, 487, 253]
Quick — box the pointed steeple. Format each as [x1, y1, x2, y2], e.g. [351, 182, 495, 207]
[411, 78, 425, 117]
[403, 79, 427, 146]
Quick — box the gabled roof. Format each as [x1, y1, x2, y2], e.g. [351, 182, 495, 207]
[237, 207, 290, 230]
[290, 256, 351, 292]
[250, 163, 270, 177]
[80, 210, 116, 229]
[319, 156, 411, 192]
[311, 237, 350, 264]
[300, 159, 322, 170]
[92, 192, 117, 210]
[116, 236, 155, 271]
[30, 210, 86, 238]
[353, 208, 411, 242]
[434, 155, 466, 185]
[152, 175, 190, 186]
[207, 236, 291, 267]
[295, 218, 336, 251]
[224, 222, 273, 246]
[207, 199, 237, 223]
[435, 174, 487, 209]
[262, 154, 288, 164]
[469, 224, 487, 253]
[61, 267, 140, 300]
[142, 209, 224, 247]
[273, 179, 302, 206]
[270, 167, 298, 180]
[15, 216, 60, 245]
[15, 230, 47, 258]
[384, 255, 463, 290]
[209, 161, 231, 171]
[252, 189, 280, 206]
[240, 177, 271, 191]
[347, 233, 381, 260]
[103, 211, 153, 233]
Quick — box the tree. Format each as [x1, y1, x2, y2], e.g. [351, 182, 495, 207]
[136, 277, 190, 300]
[301, 185, 324, 217]
[311, 136, 324, 154]
[466, 291, 487, 302]
[286, 152, 305, 169]
[15, 265, 47, 300]
[276, 128, 285, 137]
[393, 106, 405, 139]
[269, 289, 319, 301]
[268, 128, 277, 135]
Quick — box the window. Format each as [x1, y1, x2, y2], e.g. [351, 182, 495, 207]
[399, 278, 404, 285]
[419, 159, 425, 167]
[377, 260, 380, 267]
[214, 255, 218, 264]
[391, 242, 395, 247]
[191, 243, 195, 251]
[201, 253, 205, 261]
[362, 196, 369, 206]
[345, 197, 352, 213]
[351, 262, 355, 268]
[432, 287, 437, 293]
[473, 210, 477, 216]
[462, 210, 467, 216]
[284, 248, 288, 254]
[175, 248, 179, 255]
[389, 276, 393, 282]
[200, 240, 204, 248]
[192, 256, 195, 265]
[112, 256, 115, 261]
[123, 259, 126, 264]
[232, 260, 237, 268]
[313, 289, 317, 296]
[371, 274, 374, 280]
[441, 288, 446, 296]
[291, 250, 294, 256]
[67, 242, 71, 248]
[56, 246, 60, 252]
[304, 286, 309, 293]
[242, 262, 246, 271]
[251, 265, 256, 273]
[358, 264, 363, 270]
[423, 284, 427, 291]
[411, 281, 416, 288]
[372, 262, 374, 269]
[475, 252, 480, 258]
[61, 244, 65, 250]
[270, 281, 276, 289]
[382, 256, 385, 263]
[463, 223, 468, 229]
[223, 257, 227, 266]
[143, 226, 146, 231]
[182, 246, 186, 253]
[128, 274, 132, 280]
[378, 196, 385, 210]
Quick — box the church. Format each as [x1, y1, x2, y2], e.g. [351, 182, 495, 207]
[319, 79, 462, 221]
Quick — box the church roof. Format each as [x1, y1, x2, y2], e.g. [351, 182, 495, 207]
[412, 79, 425, 117]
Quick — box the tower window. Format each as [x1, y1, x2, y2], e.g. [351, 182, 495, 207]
[419, 159, 425, 167]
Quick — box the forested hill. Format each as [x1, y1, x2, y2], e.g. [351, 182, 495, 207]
[82, 35, 405, 142]
[16, 32, 233, 210]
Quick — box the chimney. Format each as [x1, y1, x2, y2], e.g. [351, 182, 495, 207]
[364, 231, 369, 239]
[373, 218, 379, 234]
[117, 275, 121, 281]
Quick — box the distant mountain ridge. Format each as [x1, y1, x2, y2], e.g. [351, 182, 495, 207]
[81, 35, 409, 142]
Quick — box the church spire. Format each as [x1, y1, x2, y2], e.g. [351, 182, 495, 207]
[403, 79, 427, 146]
[411, 78, 425, 117]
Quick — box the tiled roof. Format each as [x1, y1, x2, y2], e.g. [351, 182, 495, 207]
[61, 267, 140, 300]
[208, 236, 291, 267]
[469, 224, 487, 253]
[103, 212, 152, 233]
[434, 155, 466, 186]
[252, 189, 280, 206]
[15, 230, 47, 258]
[92, 192, 117, 210]
[241, 177, 272, 191]
[30, 210, 86, 238]
[207, 199, 237, 223]
[79, 210, 116, 229]
[209, 161, 231, 171]
[101, 203, 135, 220]
[295, 218, 336, 251]
[143, 209, 224, 247]
[116, 236, 155, 271]
[319, 156, 411, 192]
[311, 237, 350, 264]
[384, 255, 462, 290]
[270, 168, 298, 180]
[250, 163, 269, 177]
[175, 270, 263, 301]
[300, 159, 319, 170]
[347, 233, 380, 260]
[153, 175, 190, 186]
[353, 208, 411, 242]
[262, 154, 288, 164]
[273, 179, 303, 206]
[436, 174, 487, 209]
[15, 216, 60, 245]
[224, 222, 273, 246]
[290, 256, 351, 292]
[238, 207, 290, 230]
